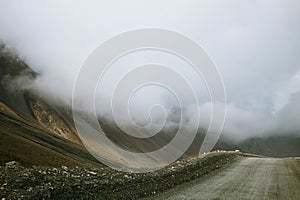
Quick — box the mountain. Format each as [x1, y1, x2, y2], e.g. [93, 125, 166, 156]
[0, 43, 100, 167]
[0, 42, 299, 168]
[236, 135, 300, 157]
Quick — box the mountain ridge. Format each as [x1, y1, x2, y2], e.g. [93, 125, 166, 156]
[0, 43, 299, 168]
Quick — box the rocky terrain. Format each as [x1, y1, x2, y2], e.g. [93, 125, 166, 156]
[0, 42, 300, 199]
[0, 151, 242, 200]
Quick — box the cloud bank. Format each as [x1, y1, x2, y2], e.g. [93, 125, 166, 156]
[0, 0, 299, 141]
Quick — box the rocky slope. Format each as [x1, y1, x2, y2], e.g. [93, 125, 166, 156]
[0, 42, 99, 168]
[0, 152, 242, 200]
[1, 41, 300, 199]
[1, 42, 300, 169]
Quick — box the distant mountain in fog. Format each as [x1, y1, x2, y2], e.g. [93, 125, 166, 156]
[0, 45, 299, 167]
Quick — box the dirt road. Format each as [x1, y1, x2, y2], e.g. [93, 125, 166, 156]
[150, 157, 300, 200]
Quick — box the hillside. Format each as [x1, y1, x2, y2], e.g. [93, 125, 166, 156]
[0, 42, 300, 169]
[0, 44, 100, 168]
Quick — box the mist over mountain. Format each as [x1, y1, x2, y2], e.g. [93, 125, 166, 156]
[0, 1, 299, 143]
[1, 3, 300, 200]
[0, 1, 300, 169]
[0, 45, 299, 169]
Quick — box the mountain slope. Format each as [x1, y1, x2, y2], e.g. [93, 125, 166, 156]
[1, 42, 300, 169]
[0, 43, 100, 167]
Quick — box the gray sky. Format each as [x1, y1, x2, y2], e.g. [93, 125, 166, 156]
[0, 0, 299, 140]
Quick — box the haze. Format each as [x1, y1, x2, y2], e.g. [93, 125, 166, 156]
[0, 0, 299, 141]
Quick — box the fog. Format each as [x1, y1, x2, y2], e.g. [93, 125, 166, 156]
[0, 0, 299, 141]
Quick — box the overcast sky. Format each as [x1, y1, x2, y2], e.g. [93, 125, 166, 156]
[0, 0, 299, 141]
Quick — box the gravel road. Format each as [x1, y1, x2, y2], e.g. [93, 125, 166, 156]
[150, 157, 300, 200]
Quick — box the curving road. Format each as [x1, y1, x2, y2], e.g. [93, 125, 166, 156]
[151, 157, 300, 200]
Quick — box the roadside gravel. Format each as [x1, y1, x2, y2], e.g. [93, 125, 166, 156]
[0, 151, 241, 199]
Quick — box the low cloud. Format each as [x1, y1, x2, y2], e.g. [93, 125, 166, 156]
[0, 0, 299, 141]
